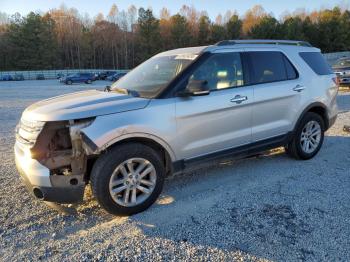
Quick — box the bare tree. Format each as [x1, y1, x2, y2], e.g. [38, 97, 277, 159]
[128, 5, 137, 67]
[242, 5, 267, 35]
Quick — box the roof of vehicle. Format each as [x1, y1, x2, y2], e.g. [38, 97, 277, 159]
[155, 40, 319, 58]
[215, 39, 312, 47]
[155, 46, 208, 57]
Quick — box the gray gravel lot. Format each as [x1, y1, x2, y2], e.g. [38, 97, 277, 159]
[0, 80, 349, 261]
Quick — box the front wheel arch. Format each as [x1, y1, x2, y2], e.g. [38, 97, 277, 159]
[103, 136, 174, 176]
[90, 142, 166, 215]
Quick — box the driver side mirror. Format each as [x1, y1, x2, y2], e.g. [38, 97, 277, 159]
[178, 80, 210, 97]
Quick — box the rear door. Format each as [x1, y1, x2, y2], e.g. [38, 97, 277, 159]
[175, 50, 253, 160]
[244, 49, 305, 141]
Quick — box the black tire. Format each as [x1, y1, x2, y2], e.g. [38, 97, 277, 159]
[86, 79, 92, 84]
[91, 143, 165, 216]
[66, 80, 72, 85]
[285, 112, 325, 160]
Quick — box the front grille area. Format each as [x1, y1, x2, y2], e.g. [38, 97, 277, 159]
[16, 118, 45, 148]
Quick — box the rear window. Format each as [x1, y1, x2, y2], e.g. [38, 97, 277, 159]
[299, 52, 333, 75]
[247, 51, 297, 84]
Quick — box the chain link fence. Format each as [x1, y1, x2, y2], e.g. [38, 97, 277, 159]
[0, 52, 349, 80]
[0, 69, 129, 80]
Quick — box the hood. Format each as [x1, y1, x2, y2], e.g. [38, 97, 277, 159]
[22, 90, 150, 121]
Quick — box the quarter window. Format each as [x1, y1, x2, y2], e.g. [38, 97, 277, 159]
[189, 52, 244, 91]
[299, 52, 333, 75]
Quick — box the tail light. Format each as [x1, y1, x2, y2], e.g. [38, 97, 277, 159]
[332, 77, 340, 88]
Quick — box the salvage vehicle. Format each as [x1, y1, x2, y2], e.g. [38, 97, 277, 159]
[15, 40, 338, 215]
[14, 73, 25, 81]
[2, 74, 13, 81]
[106, 72, 128, 82]
[332, 57, 350, 86]
[98, 71, 117, 80]
[60, 73, 95, 85]
[36, 74, 45, 80]
[57, 73, 65, 79]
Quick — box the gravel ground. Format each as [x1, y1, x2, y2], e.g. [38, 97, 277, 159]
[0, 80, 349, 261]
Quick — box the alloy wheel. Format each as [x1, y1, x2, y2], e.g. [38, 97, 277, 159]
[300, 120, 322, 154]
[108, 158, 157, 207]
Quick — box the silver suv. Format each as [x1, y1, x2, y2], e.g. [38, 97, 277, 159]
[15, 40, 338, 215]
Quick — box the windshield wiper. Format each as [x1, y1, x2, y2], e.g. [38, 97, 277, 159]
[111, 87, 140, 97]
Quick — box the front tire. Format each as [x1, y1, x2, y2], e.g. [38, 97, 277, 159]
[91, 143, 165, 215]
[285, 112, 325, 160]
[86, 79, 92, 84]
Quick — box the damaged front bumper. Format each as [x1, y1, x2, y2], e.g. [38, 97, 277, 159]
[15, 142, 85, 203]
[13, 117, 96, 204]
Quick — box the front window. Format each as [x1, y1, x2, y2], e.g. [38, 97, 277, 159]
[188, 52, 244, 91]
[111, 54, 197, 98]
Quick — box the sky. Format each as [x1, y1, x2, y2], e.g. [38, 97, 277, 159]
[0, 0, 349, 19]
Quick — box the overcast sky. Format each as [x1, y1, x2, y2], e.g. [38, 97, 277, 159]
[1, 0, 348, 19]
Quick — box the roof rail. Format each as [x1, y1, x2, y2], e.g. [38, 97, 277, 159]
[216, 39, 312, 47]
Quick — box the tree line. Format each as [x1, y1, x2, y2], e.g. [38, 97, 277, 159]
[0, 4, 349, 71]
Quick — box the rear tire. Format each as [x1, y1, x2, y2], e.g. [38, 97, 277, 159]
[66, 80, 72, 85]
[285, 112, 325, 160]
[91, 143, 165, 216]
[86, 79, 92, 84]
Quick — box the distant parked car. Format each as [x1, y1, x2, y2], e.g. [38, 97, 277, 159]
[2, 75, 13, 81]
[93, 73, 99, 81]
[57, 73, 65, 79]
[60, 73, 95, 85]
[98, 71, 117, 80]
[333, 57, 350, 86]
[106, 72, 127, 81]
[13, 74, 24, 81]
[36, 74, 45, 80]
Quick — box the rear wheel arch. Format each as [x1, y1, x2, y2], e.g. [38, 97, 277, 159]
[294, 102, 329, 132]
[286, 111, 325, 160]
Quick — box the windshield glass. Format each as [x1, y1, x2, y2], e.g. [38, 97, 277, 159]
[111, 54, 197, 98]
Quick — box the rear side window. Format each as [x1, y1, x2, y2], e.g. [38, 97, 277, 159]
[299, 52, 333, 75]
[246, 51, 297, 85]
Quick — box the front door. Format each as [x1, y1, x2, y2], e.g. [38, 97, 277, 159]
[175, 51, 253, 160]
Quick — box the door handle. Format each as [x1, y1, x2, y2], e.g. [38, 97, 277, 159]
[230, 95, 248, 104]
[293, 85, 305, 92]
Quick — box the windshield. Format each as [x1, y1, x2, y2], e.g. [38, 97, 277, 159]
[111, 54, 197, 98]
